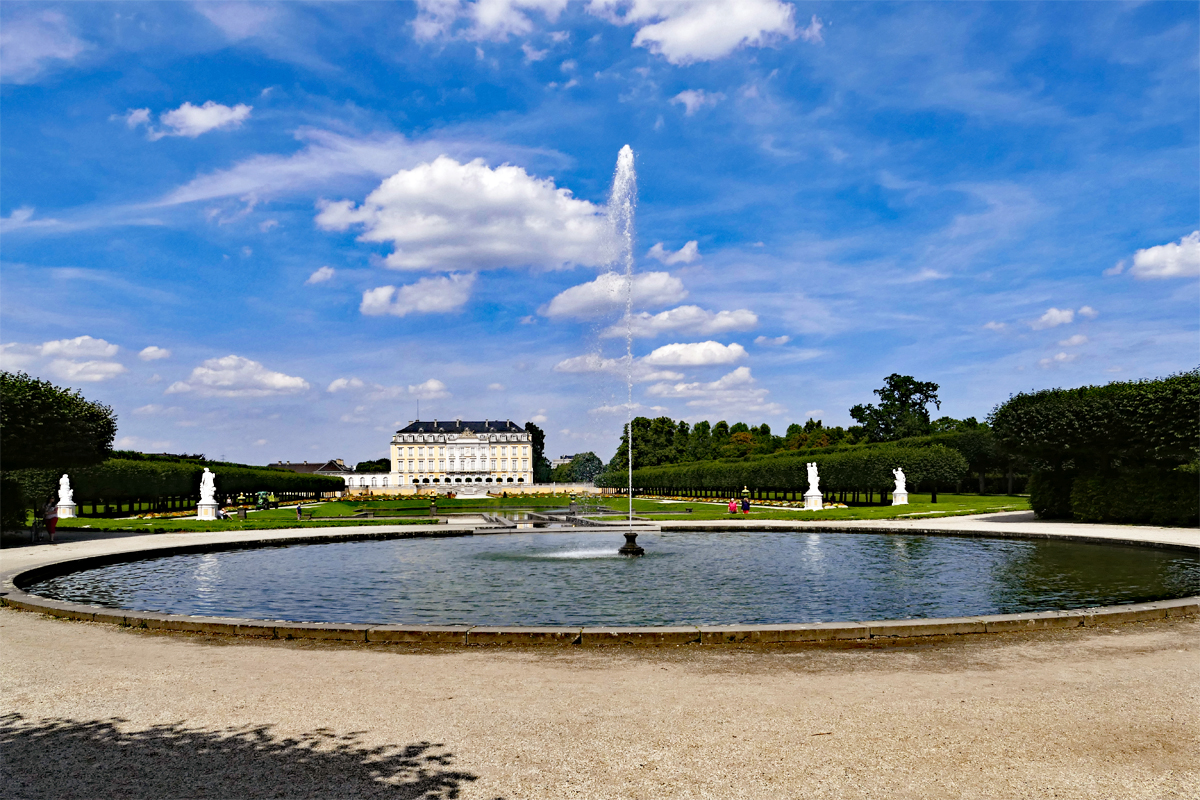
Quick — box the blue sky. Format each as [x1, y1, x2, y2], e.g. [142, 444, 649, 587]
[2, 1, 1197, 465]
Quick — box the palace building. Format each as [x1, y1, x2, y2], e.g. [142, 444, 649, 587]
[388, 418, 533, 487]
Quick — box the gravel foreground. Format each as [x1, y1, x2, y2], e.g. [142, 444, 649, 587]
[1, 609, 1196, 799]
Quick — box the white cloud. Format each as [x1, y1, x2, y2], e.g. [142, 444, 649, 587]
[1038, 352, 1077, 369]
[156, 101, 253, 140]
[603, 306, 757, 338]
[798, 14, 824, 43]
[115, 435, 173, 451]
[1129, 231, 1200, 279]
[409, 378, 451, 399]
[0, 11, 85, 84]
[165, 355, 309, 397]
[414, 0, 568, 40]
[590, 402, 670, 415]
[553, 353, 683, 383]
[360, 273, 476, 317]
[254, 438, 268, 446]
[522, 42, 548, 62]
[306, 266, 336, 285]
[197, 3, 277, 39]
[647, 240, 700, 265]
[132, 404, 181, 416]
[530, 413, 548, 423]
[327, 377, 367, 393]
[120, 108, 151, 129]
[671, 90, 723, 115]
[542, 271, 687, 319]
[595, 0, 798, 64]
[0, 206, 59, 233]
[41, 335, 118, 358]
[46, 359, 127, 383]
[982, 321, 1007, 331]
[1031, 308, 1074, 330]
[643, 341, 747, 366]
[1077, 305, 1098, 320]
[139, 346, 171, 361]
[317, 156, 606, 271]
[1058, 334, 1088, 347]
[1103, 259, 1126, 277]
[0, 343, 38, 372]
[488, 382, 506, 391]
[646, 366, 784, 414]
[754, 334, 790, 346]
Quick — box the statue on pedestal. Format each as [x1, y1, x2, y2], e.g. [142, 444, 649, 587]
[200, 468, 217, 504]
[58, 474, 74, 505]
[892, 468, 906, 494]
[806, 462, 820, 494]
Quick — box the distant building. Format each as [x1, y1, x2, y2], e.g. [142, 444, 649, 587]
[268, 459, 352, 476]
[387, 418, 533, 488]
[550, 454, 577, 468]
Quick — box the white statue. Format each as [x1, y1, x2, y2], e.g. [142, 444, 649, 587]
[58, 474, 74, 505]
[893, 468, 906, 494]
[806, 462, 820, 493]
[199, 468, 217, 504]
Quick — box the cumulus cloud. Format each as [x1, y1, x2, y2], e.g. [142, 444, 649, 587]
[596, 0, 798, 64]
[603, 306, 757, 339]
[306, 266, 336, 284]
[754, 335, 790, 346]
[409, 378, 451, 399]
[798, 13, 824, 43]
[317, 155, 606, 271]
[553, 353, 683, 383]
[166, 355, 309, 397]
[0, 11, 85, 84]
[414, 0, 568, 40]
[542, 271, 687, 319]
[1039, 352, 1077, 369]
[1077, 305, 1098, 319]
[671, 90, 723, 115]
[1058, 334, 1088, 347]
[40, 335, 118, 358]
[124, 101, 253, 141]
[327, 377, 367, 393]
[642, 341, 747, 366]
[139, 346, 171, 361]
[646, 366, 784, 414]
[647, 241, 700, 265]
[1129, 231, 1200, 279]
[46, 359, 127, 382]
[360, 273, 476, 317]
[0, 343, 39, 372]
[1031, 308, 1074, 330]
[416, 0, 800, 63]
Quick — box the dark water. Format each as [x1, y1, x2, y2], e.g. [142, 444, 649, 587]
[27, 531, 1200, 626]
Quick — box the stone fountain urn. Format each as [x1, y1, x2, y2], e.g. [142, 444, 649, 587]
[618, 530, 644, 556]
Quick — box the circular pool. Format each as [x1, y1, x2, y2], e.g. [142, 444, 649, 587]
[25, 531, 1200, 627]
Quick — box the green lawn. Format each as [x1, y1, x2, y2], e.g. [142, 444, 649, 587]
[55, 516, 438, 534]
[589, 494, 1030, 521]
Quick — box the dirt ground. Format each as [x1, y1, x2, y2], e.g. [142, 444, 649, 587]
[1, 608, 1196, 800]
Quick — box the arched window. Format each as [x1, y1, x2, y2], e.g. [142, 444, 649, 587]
[517, 477, 525, 483]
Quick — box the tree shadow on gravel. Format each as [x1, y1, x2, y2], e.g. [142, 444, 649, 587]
[0, 712, 488, 800]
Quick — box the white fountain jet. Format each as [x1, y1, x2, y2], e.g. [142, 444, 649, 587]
[608, 145, 644, 556]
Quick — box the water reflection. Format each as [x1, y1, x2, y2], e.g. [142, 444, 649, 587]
[27, 532, 1200, 627]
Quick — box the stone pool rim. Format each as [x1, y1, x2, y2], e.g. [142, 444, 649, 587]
[2, 521, 1198, 645]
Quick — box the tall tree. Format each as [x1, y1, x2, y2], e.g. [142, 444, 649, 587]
[1, 371, 118, 471]
[524, 420, 552, 482]
[849, 374, 941, 442]
[687, 420, 713, 461]
[570, 452, 604, 482]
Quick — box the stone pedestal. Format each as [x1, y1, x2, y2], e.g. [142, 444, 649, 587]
[57, 502, 77, 519]
[804, 489, 823, 511]
[892, 491, 908, 506]
[197, 502, 219, 521]
[618, 531, 644, 556]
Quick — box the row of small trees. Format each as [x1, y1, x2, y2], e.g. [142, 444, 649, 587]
[597, 443, 969, 502]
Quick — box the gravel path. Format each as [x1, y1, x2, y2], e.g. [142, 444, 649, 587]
[2, 608, 1196, 799]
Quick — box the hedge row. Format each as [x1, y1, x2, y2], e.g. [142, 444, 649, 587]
[597, 444, 968, 495]
[993, 369, 1198, 525]
[69, 459, 345, 503]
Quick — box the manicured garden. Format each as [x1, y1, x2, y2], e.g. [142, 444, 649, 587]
[595, 494, 1030, 521]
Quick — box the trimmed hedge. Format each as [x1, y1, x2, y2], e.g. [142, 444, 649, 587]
[992, 368, 1199, 525]
[597, 443, 968, 496]
[70, 459, 344, 504]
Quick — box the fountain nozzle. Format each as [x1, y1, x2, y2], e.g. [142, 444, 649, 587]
[618, 530, 644, 556]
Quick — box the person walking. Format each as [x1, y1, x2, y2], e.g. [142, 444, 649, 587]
[728, 498, 737, 514]
[42, 495, 58, 543]
[741, 497, 751, 516]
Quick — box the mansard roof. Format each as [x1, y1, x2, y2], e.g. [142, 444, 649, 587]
[396, 419, 528, 435]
